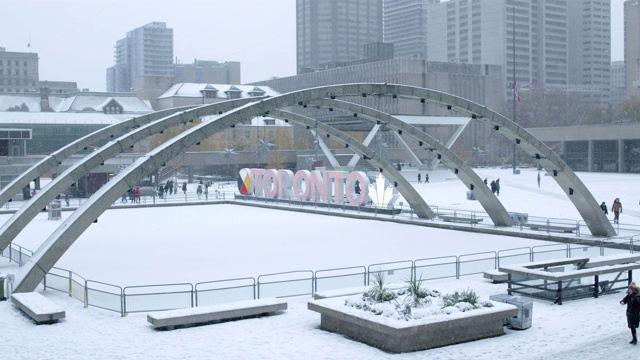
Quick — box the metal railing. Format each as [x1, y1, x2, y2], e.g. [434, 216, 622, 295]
[4, 238, 639, 317]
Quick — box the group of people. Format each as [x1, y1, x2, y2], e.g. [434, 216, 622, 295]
[600, 198, 623, 224]
[486, 178, 500, 195]
[157, 180, 178, 198]
[417, 173, 429, 183]
[122, 188, 141, 204]
[621, 282, 640, 345]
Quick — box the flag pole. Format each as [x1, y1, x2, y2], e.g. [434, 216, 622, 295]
[511, 6, 517, 172]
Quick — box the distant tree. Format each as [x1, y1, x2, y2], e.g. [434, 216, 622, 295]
[616, 97, 640, 122]
[6, 103, 29, 112]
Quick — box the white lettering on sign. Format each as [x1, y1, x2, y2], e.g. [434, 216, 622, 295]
[239, 168, 374, 206]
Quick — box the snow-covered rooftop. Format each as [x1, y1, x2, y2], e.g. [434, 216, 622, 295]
[158, 83, 279, 99]
[0, 111, 135, 125]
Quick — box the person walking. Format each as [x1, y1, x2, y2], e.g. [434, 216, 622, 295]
[182, 182, 187, 195]
[417, 173, 421, 183]
[537, 172, 541, 188]
[64, 193, 70, 207]
[204, 186, 209, 200]
[495, 178, 501, 196]
[196, 185, 203, 199]
[612, 198, 622, 224]
[600, 202, 608, 215]
[620, 282, 640, 345]
[425, 173, 429, 183]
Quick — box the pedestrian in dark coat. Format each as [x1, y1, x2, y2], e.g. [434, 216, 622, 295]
[600, 202, 608, 215]
[620, 282, 640, 345]
[490, 180, 496, 194]
[495, 178, 501, 196]
[425, 173, 429, 183]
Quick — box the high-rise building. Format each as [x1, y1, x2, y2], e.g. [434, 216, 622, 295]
[0, 47, 39, 93]
[383, 0, 439, 60]
[175, 60, 241, 85]
[426, 0, 611, 106]
[625, 0, 640, 99]
[611, 60, 626, 112]
[106, 22, 174, 92]
[567, 0, 611, 105]
[296, 0, 383, 74]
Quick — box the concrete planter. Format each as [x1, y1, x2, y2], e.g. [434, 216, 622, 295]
[308, 299, 517, 353]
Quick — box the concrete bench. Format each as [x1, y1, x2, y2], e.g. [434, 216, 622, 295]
[483, 270, 509, 283]
[523, 223, 576, 233]
[11, 292, 66, 325]
[147, 298, 287, 330]
[439, 215, 483, 224]
[581, 254, 640, 269]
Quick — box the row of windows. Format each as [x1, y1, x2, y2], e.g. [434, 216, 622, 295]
[0, 60, 29, 67]
[0, 88, 37, 93]
[0, 69, 29, 75]
[0, 79, 36, 86]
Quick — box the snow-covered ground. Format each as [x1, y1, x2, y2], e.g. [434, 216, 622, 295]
[1, 168, 640, 359]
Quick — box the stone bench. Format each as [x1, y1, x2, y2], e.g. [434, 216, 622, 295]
[11, 292, 66, 325]
[483, 270, 509, 283]
[523, 223, 576, 233]
[147, 298, 287, 330]
[439, 215, 483, 225]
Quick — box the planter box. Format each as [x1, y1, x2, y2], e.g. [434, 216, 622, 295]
[308, 299, 517, 353]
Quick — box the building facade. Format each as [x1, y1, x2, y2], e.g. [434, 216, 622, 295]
[625, 0, 640, 99]
[0, 47, 39, 94]
[296, 0, 383, 73]
[611, 60, 626, 113]
[567, 0, 611, 105]
[383, 0, 439, 60]
[427, 0, 610, 106]
[175, 60, 241, 85]
[106, 22, 174, 93]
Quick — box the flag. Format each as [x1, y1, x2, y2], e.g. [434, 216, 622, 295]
[512, 82, 521, 103]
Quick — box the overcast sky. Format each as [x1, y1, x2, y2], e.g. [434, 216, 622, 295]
[0, 0, 626, 92]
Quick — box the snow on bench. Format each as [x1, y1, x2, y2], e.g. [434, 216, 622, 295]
[483, 269, 509, 283]
[439, 215, 483, 225]
[146, 298, 287, 330]
[11, 292, 66, 325]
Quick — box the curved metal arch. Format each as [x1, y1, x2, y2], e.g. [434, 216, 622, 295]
[0, 105, 196, 209]
[380, 85, 614, 237]
[314, 98, 513, 226]
[13, 83, 612, 292]
[294, 83, 611, 236]
[13, 90, 436, 292]
[0, 97, 267, 253]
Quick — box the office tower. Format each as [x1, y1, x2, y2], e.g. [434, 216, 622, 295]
[625, 0, 640, 99]
[296, 0, 383, 74]
[611, 60, 626, 112]
[567, 0, 611, 105]
[427, 0, 610, 106]
[383, 0, 439, 60]
[0, 47, 39, 93]
[107, 22, 174, 92]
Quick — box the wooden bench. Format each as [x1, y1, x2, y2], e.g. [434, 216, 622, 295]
[439, 215, 483, 225]
[523, 223, 576, 233]
[483, 270, 509, 283]
[11, 292, 66, 325]
[147, 298, 287, 330]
